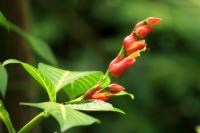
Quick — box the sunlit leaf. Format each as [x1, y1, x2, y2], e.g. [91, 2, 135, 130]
[0, 11, 57, 65]
[38, 63, 103, 99]
[0, 100, 16, 133]
[66, 100, 125, 114]
[0, 63, 8, 98]
[21, 102, 100, 132]
[3, 59, 56, 102]
[196, 125, 200, 133]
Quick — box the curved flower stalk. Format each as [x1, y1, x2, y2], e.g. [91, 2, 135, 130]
[84, 17, 161, 101]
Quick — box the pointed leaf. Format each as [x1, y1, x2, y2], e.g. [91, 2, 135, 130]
[0, 63, 8, 98]
[114, 91, 134, 100]
[3, 59, 56, 102]
[0, 11, 57, 65]
[196, 126, 200, 133]
[21, 102, 99, 132]
[38, 63, 103, 99]
[0, 100, 16, 133]
[66, 100, 125, 114]
[0, 11, 9, 28]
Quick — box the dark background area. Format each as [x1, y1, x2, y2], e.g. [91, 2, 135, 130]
[0, 0, 200, 133]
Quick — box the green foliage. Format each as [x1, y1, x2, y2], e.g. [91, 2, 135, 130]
[0, 100, 16, 133]
[20, 102, 100, 132]
[3, 59, 56, 102]
[196, 126, 200, 133]
[0, 11, 57, 65]
[0, 11, 8, 28]
[3, 59, 106, 102]
[100, 73, 111, 88]
[0, 63, 7, 98]
[2, 59, 129, 132]
[66, 100, 125, 114]
[113, 91, 134, 100]
[38, 63, 103, 99]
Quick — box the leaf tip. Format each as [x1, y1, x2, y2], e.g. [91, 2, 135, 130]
[130, 94, 135, 100]
[114, 108, 126, 115]
[2, 59, 22, 66]
[96, 119, 101, 124]
[19, 102, 29, 106]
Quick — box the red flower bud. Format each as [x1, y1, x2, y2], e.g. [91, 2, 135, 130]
[134, 20, 145, 29]
[135, 25, 153, 38]
[91, 91, 110, 101]
[146, 17, 161, 25]
[109, 55, 135, 77]
[126, 40, 147, 55]
[123, 33, 137, 50]
[109, 83, 125, 94]
[84, 84, 102, 99]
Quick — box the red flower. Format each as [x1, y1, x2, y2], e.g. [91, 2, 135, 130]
[146, 17, 161, 25]
[134, 20, 145, 29]
[126, 40, 147, 55]
[109, 55, 135, 77]
[135, 25, 153, 38]
[84, 84, 102, 99]
[123, 33, 137, 51]
[109, 83, 125, 94]
[91, 91, 110, 101]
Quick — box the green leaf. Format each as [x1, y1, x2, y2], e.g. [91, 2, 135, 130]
[0, 63, 8, 98]
[38, 63, 103, 99]
[66, 100, 125, 114]
[0, 100, 16, 133]
[100, 74, 111, 88]
[114, 91, 134, 100]
[0, 11, 57, 65]
[25, 35, 57, 65]
[3, 59, 56, 102]
[0, 12, 9, 28]
[21, 102, 100, 132]
[196, 125, 200, 133]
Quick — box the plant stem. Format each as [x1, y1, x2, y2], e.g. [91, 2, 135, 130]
[17, 111, 49, 133]
[103, 69, 110, 80]
[118, 46, 125, 57]
[103, 46, 124, 80]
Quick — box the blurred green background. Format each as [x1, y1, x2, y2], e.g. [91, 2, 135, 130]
[0, 0, 200, 133]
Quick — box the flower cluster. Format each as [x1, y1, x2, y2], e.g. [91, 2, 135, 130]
[109, 17, 161, 77]
[84, 83, 125, 101]
[84, 17, 161, 101]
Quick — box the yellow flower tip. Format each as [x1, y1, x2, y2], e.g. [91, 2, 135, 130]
[129, 40, 146, 49]
[128, 50, 141, 59]
[137, 40, 146, 46]
[140, 46, 147, 52]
